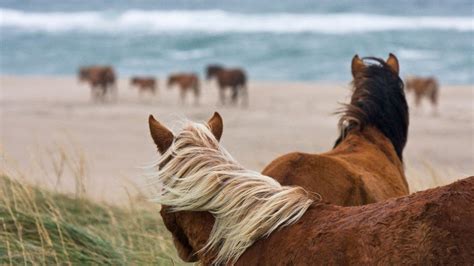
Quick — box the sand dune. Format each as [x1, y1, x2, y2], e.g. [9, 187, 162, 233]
[1, 76, 472, 203]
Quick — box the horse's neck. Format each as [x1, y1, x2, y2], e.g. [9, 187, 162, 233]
[341, 126, 404, 172]
[176, 211, 216, 262]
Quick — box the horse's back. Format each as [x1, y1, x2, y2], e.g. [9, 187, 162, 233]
[240, 176, 474, 265]
[262, 152, 374, 206]
[218, 68, 246, 87]
[262, 128, 408, 206]
[325, 128, 409, 200]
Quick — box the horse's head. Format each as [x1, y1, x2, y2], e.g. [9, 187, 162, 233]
[78, 67, 90, 83]
[147, 112, 312, 264]
[336, 53, 408, 161]
[206, 65, 224, 80]
[148, 112, 223, 262]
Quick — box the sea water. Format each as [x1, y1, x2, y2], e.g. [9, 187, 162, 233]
[0, 0, 472, 83]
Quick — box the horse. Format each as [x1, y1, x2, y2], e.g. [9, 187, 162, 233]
[130, 76, 157, 95]
[405, 76, 439, 114]
[261, 54, 409, 206]
[78, 65, 117, 101]
[206, 65, 248, 106]
[146, 113, 474, 265]
[167, 73, 200, 105]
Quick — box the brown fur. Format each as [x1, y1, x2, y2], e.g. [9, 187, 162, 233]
[263, 54, 409, 206]
[78, 65, 117, 101]
[238, 176, 474, 265]
[405, 76, 439, 109]
[148, 113, 473, 265]
[151, 54, 411, 263]
[130, 76, 157, 94]
[206, 65, 248, 106]
[159, 176, 474, 265]
[167, 73, 200, 105]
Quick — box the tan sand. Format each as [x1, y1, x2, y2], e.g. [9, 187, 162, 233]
[1, 76, 473, 203]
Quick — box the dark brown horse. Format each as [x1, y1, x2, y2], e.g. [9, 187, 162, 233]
[167, 73, 200, 105]
[206, 65, 248, 106]
[130, 76, 157, 95]
[147, 113, 474, 265]
[405, 76, 439, 114]
[262, 54, 409, 206]
[78, 65, 117, 101]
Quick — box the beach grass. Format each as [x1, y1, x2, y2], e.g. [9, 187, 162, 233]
[0, 174, 184, 265]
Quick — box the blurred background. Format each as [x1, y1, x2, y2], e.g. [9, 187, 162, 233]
[1, 0, 473, 82]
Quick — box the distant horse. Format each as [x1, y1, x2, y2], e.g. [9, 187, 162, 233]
[206, 65, 248, 106]
[405, 76, 439, 114]
[78, 65, 117, 101]
[146, 113, 474, 265]
[167, 73, 200, 105]
[130, 76, 157, 95]
[262, 54, 409, 206]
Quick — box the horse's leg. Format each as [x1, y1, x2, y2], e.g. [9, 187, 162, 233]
[180, 87, 186, 105]
[218, 87, 226, 106]
[231, 86, 238, 105]
[100, 85, 107, 103]
[431, 88, 439, 116]
[194, 86, 200, 106]
[110, 83, 118, 102]
[241, 84, 249, 107]
[90, 85, 97, 102]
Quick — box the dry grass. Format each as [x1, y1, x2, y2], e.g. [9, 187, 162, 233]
[0, 146, 185, 265]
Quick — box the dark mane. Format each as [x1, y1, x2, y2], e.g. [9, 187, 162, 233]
[334, 57, 409, 161]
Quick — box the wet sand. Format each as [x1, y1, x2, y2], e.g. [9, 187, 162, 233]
[1, 76, 472, 203]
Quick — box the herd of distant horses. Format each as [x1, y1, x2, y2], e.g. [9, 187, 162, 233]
[78, 63, 437, 111]
[78, 64, 248, 106]
[145, 54, 473, 264]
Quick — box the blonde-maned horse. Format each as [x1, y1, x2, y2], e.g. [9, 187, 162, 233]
[147, 113, 474, 265]
[262, 54, 409, 206]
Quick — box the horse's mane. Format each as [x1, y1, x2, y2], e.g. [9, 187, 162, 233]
[148, 122, 314, 264]
[334, 57, 409, 160]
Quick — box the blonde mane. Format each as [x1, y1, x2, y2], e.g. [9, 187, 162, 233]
[147, 121, 314, 264]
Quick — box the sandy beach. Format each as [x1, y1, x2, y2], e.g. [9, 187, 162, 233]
[1, 76, 473, 203]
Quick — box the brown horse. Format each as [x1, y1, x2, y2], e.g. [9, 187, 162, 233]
[147, 114, 474, 265]
[130, 76, 157, 95]
[405, 76, 439, 114]
[167, 73, 200, 105]
[206, 65, 248, 106]
[148, 54, 410, 262]
[78, 65, 117, 101]
[262, 54, 409, 206]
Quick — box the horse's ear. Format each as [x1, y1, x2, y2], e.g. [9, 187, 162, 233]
[351, 54, 365, 78]
[386, 53, 400, 75]
[148, 115, 174, 154]
[207, 112, 223, 141]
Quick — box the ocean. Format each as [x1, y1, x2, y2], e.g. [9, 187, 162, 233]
[1, 0, 473, 83]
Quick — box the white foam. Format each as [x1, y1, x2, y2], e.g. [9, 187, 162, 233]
[398, 49, 438, 60]
[1, 8, 473, 34]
